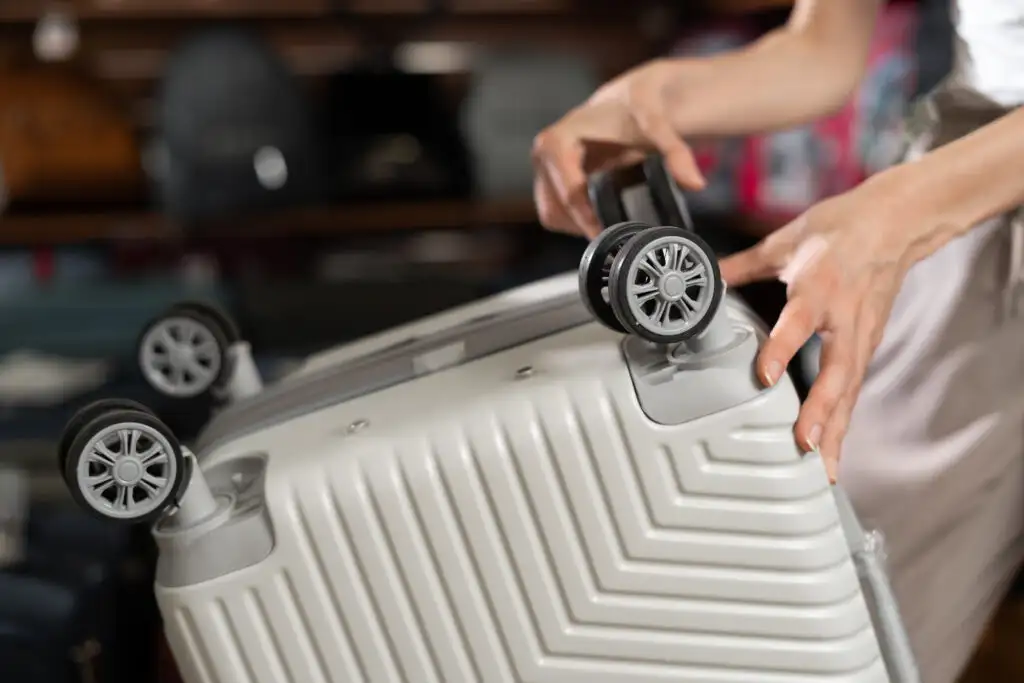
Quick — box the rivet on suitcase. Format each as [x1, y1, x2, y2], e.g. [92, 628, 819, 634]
[56, 158, 920, 683]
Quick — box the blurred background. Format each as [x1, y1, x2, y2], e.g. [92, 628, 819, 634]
[0, 0, 955, 682]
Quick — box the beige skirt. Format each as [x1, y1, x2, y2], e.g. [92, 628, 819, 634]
[838, 82, 1024, 683]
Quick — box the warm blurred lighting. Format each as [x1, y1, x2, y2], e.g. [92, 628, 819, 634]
[394, 41, 476, 74]
[33, 9, 79, 62]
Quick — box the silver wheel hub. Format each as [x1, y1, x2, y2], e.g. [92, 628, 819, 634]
[140, 316, 222, 398]
[113, 457, 143, 486]
[659, 272, 687, 299]
[625, 234, 715, 336]
[75, 422, 177, 520]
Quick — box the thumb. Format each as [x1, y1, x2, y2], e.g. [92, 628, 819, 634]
[719, 242, 782, 288]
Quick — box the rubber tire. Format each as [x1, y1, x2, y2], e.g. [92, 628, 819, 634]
[58, 398, 154, 474]
[608, 226, 723, 344]
[137, 308, 232, 399]
[64, 408, 188, 525]
[578, 221, 650, 333]
[168, 300, 242, 343]
[587, 170, 627, 228]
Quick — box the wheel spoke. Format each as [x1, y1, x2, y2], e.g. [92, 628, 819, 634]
[680, 292, 699, 312]
[650, 300, 668, 325]
[682, 266, 707, 287]
[158, 327, 177, 349]
[671, 244, 689, 271]
[139, 474, 167, 497]
[167, 364, 186, 387]
[636, 291, 659, 305]
[638, 259, 660, 281]
[139, 445, 165, 464]
[87, 473, 114, 493]
[114, 485, 129, 511]
[119, 429, 140, 457]
[89, 443, 118, 467]
[192, 341, 219, 360]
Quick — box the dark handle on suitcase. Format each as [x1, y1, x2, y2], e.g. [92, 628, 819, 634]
[587, 154, 695, 232]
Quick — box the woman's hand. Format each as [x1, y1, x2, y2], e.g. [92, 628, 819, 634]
[719, 167, 936, 481]
[531, 59, 707, 238]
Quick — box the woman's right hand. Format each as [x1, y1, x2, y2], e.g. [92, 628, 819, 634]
[531, 58, 707, 239]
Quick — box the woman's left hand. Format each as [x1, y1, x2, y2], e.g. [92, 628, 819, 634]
[719, 167, 938, 481]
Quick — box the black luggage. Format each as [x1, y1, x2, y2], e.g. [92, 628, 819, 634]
[0, 503, 157, 683]
[149, 27, 325, 224]
[322, 62, 473, 202]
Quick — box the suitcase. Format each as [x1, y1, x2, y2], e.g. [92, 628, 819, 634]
[55, 165, 920, 682]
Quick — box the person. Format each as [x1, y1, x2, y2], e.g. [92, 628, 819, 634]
[531, 1, 1024, 681]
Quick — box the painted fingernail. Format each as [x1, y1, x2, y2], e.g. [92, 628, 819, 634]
[824, 457, 838, 484]
[807, 424, 822, 451]
[764, 361, 782, 386]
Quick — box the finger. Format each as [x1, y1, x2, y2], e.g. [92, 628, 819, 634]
[818, 307, 877, 478]
[756, 295, 822, 388]
[543, 156, 602, 238]
[587, 145, 648, 174]
[533, 135, 601, 237]
[719, 241, 784, 288]
[631, 108, 706, 190]
[818, 390, 855, 483]
[532, 173, 576, 235]
[794, 329, 855, 453]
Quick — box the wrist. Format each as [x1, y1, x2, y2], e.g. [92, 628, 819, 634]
[862, 160, 971, 263]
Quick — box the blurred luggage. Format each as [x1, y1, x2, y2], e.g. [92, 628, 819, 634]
[0, 277, 232, 360]
[0, 502, 155, 683]
[461, 49, 600, 198]
[323, 62, 473, 201]
[149, 27, 325, 224]
[0, 65, 145, 211]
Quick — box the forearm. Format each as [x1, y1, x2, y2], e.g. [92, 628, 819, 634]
[894, 107, 1024, 257]
[665, 0, 882, 137]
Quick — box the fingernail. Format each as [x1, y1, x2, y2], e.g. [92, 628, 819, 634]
[764, 361, 781, 386]
[824, 457, 838, 484]
[806, 424, 822, 451]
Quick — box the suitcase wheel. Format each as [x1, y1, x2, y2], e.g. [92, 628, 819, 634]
[577, 220, 650, 334]
[167, 300, 242, 343]
[64, 408, 189, 524]
[137, 304, 233, 399]
[608, 226, 724, 344]
[58, 398, 155, 474]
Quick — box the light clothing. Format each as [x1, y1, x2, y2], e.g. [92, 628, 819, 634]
[952, 0, 1024, 106]
[839, 59, 1024, 683]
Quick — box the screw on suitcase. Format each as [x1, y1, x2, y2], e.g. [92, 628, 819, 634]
[53, 157, 920, 683]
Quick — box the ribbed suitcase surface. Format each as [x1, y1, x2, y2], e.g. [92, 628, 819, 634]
[155, 307, 889, 683]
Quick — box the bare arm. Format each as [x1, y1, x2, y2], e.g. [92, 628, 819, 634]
[665, 0, 883, 137]
[893, 106, 1024, 259]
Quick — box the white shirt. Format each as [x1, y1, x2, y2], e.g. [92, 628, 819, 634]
[953, 0, 1024, 105]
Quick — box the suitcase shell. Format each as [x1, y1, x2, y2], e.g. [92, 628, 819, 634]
[152, 272, 894, 683]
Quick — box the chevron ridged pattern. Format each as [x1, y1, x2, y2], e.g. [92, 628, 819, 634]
[161, 376, 888, 683]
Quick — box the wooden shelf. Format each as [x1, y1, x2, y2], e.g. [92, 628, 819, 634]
[0, 1, 635, 23]
[0, 199, 540, 245]
[708, 0, 793, 13]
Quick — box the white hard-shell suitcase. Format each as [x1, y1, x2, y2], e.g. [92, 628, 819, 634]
[56, 158, 920, 683]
